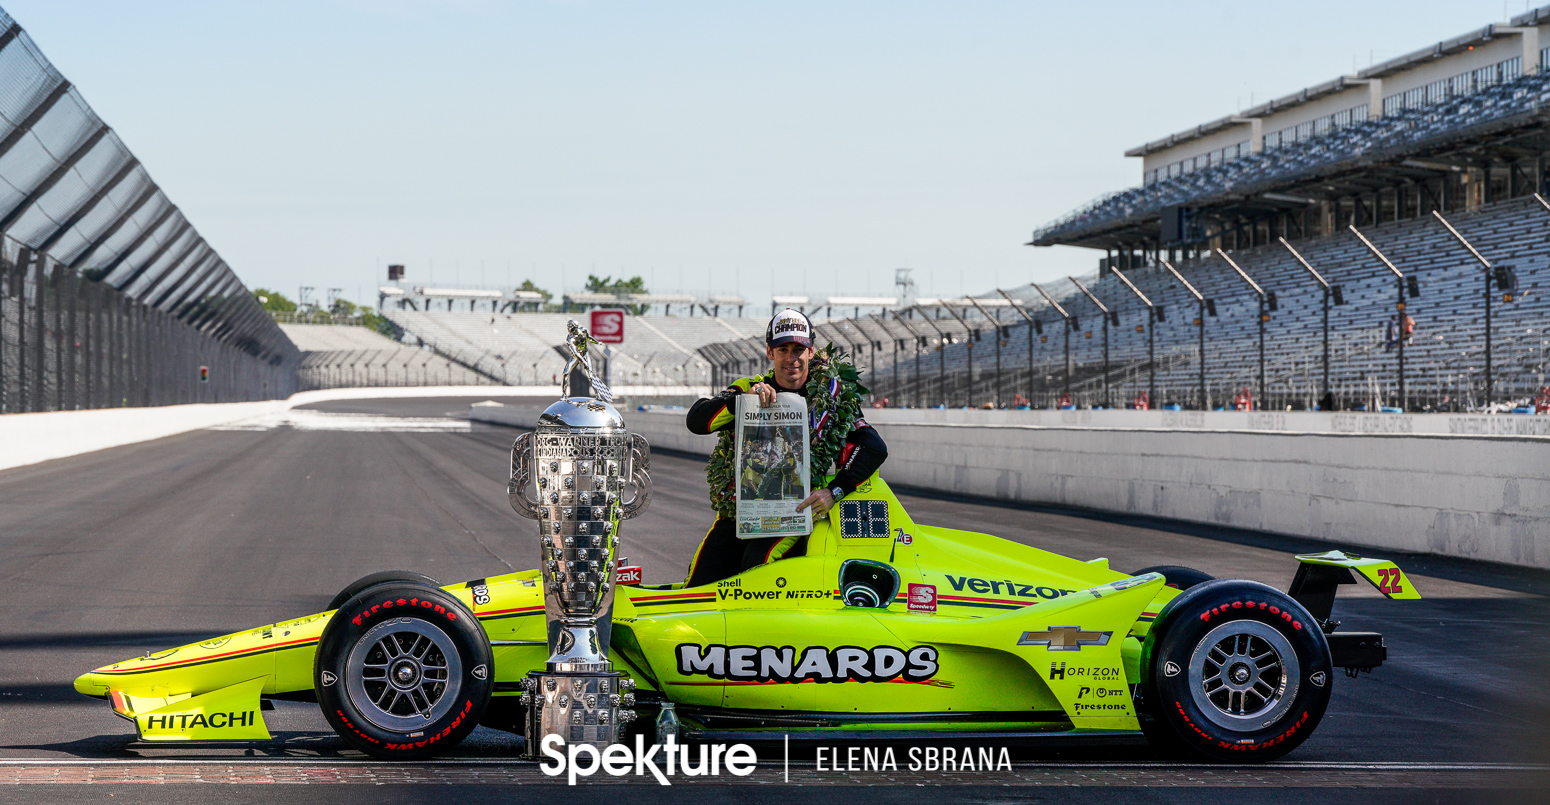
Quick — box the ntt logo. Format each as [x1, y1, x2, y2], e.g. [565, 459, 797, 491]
[538, 734, 757, 785]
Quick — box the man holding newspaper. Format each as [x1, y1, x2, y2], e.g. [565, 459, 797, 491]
[683, 308, 888, 587]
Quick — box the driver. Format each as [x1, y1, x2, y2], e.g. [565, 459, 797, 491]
[683, 308, 887, 586]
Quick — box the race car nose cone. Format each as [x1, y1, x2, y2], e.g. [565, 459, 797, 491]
[73, 671, 111, 699]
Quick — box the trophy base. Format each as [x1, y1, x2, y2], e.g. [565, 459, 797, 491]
[520, 669, 636, 758]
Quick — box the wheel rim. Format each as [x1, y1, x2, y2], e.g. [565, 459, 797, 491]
[345, 617, 463, 732]
[1186, 620, 1299, 731]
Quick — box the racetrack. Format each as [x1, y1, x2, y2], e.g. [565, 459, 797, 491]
[0, 397, 1545, 801]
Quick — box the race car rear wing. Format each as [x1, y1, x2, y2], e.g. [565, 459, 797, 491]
[1288, 550, 1420, 675]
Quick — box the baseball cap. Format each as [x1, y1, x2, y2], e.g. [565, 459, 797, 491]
[766, 308, 814, 348]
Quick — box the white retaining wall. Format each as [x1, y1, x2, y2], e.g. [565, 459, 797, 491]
[473, 404, 1550, 570]
[0, 386, 710, 473]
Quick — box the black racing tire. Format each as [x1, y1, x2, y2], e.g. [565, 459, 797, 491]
[316, 582, 492, 760]
[1139, 579, 1331, 763]
[1134, 565, 1214, 591]
[328, 571, 441, 612]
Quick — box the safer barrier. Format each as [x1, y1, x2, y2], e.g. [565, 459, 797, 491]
[475, 404, 1547, 570]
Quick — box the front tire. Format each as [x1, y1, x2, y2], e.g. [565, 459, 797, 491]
[1140, 579, 1331, 762]
[316, 582, 492, 760]
[327, 571, 441, 611]
[1134, 565, 1214, 591]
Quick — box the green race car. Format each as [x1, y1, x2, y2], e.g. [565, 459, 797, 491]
[74, 471, 1416, 763]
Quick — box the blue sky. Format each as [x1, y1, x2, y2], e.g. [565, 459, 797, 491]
[2, 1, 1528, 308]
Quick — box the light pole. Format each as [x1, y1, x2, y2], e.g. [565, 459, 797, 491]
[889, 310, 928, 408]
[1030, 283, 1072, 404]
[867, 314, 898, 404]
[1069, 276, 1112, 408]
[1107, 266, 1156, 407]
[1433, 210, 1496, 407]
[1160, 260, 1207, 410]
[1215, 249, 1269, 410]
[1349, 225, 1407, 411]
[996, 289, 1038, 407]
[912, 305, 950, 408]
[1278, 237, 1333, 405]
[938, 301, 976, 408]
[966, 297, 1005, 408]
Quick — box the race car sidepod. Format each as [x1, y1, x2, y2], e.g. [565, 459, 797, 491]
[900, 572, 1167, 732]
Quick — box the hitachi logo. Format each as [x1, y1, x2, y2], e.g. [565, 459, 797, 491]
[143, 711, 255, 730]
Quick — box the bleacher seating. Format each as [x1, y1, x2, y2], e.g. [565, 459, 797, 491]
[279, 323, 493, 390]
[381, 310, 765, 387]
[703, 196, 1547, 410]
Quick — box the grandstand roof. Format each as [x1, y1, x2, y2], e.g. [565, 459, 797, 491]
[825, 296, 898, 307]
[564, 292, 698, 305]
[1030, 70, 1550, 250]
[1126, 7, 1550, 158]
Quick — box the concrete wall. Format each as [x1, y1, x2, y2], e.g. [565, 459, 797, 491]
[0, 386, 710, 473]
[879, 422, 1547, 570]
[474, 404, 1550, 570]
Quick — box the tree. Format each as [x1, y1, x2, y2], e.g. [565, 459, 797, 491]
[584, 274, 649, 314]
[517, 279, 552, 311]
[253, 288, 296, 313]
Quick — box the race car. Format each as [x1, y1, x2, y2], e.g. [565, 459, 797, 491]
[73, 473, 1416, 763]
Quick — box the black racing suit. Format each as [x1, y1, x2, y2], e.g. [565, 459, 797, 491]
[683, 372, 887, 587]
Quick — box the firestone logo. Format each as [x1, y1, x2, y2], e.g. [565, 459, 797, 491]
[539, 734, 756, 785]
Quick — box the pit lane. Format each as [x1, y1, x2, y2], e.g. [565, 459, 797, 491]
[0, 397, 1545, 801]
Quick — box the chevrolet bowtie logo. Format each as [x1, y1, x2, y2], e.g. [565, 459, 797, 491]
[1018, 626, 1112, 651]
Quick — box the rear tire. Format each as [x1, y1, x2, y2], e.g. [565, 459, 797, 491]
[1140, 579, 1331, 762]
[1134, 565, 1214, 591]
[316, 582, 492, 760]
[328, 571, 441, 611]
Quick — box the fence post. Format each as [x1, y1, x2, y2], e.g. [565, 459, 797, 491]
[30, 249, 45, 412]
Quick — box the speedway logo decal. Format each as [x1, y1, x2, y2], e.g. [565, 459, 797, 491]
[676, 644, 939, 683]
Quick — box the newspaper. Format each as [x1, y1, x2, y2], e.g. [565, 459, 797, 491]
[734, 392, 812, 539]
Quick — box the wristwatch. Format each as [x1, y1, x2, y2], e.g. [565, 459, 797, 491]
[828, 485, 846, 502]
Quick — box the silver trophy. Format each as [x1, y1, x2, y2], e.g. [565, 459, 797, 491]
[509, 321, 650, 754]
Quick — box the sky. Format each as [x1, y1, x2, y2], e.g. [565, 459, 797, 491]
[2, 0, 1533, 310]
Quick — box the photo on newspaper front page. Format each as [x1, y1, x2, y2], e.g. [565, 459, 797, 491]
[734, 392, 811, 538]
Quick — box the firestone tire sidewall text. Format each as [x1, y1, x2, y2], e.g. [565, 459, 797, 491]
[316, 582, 493, 760]
[1143, 579, 1331, 763]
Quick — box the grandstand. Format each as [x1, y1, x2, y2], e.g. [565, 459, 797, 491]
[381, 310, 765, 388]
[280, 323, 491, 390]
[704, 195, 1546, 411]
[698, 7, 1550, 412]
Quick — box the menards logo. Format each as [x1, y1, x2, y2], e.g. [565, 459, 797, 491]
[943, 575, 1076, 600]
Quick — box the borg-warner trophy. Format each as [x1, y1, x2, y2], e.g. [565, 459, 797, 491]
[508, 321, 651, 756]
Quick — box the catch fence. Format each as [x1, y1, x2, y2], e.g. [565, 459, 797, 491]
[0, 6, 296, 412]
[0, 241, 294, 412]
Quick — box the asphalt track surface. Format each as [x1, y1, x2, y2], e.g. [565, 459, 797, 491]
[0, 396, 1546, 804]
